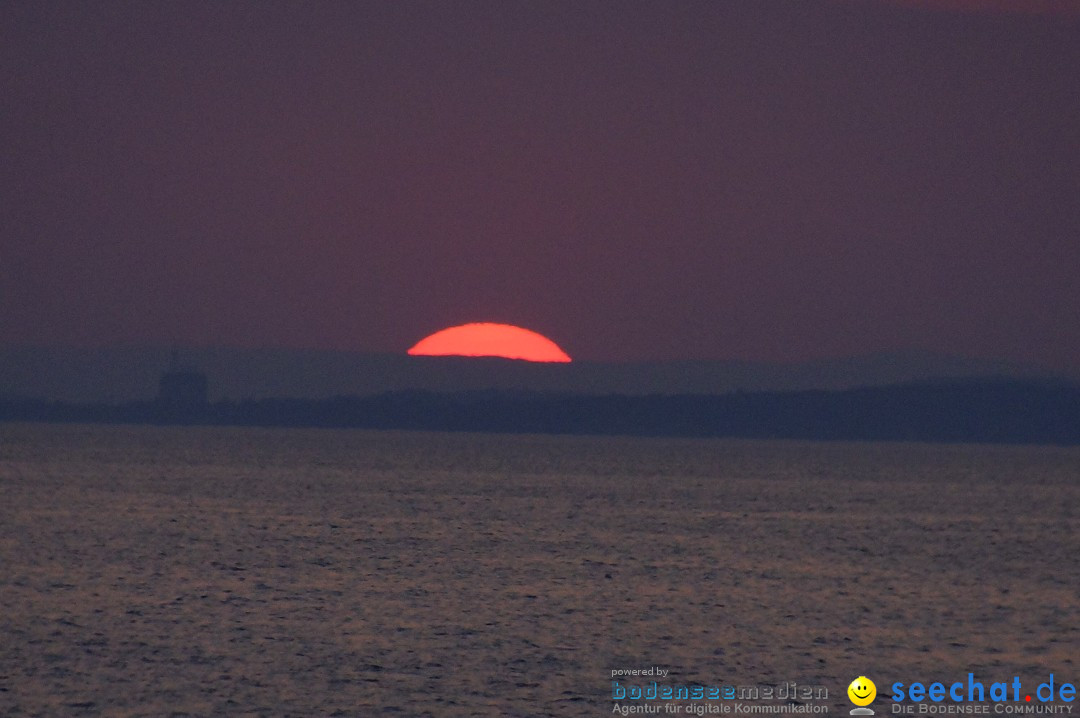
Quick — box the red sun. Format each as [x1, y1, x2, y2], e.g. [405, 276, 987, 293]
[408, 323, 572, 363]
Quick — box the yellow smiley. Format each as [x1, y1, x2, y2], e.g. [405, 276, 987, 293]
[848, 676, 877, 706]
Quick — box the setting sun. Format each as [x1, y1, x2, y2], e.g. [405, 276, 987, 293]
[408, 323, 572, 362]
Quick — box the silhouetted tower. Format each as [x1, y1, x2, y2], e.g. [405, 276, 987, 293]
[157, 350, 208, 410]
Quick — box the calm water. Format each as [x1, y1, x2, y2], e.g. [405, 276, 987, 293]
[1, 423, 1077, 716]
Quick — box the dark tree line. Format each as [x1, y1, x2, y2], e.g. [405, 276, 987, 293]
[2, 379, 1078, 445]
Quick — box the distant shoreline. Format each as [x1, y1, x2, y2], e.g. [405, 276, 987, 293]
[3, 379, 1079, 446]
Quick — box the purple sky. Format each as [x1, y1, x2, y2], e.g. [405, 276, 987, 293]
[2, 1, 1078, 367]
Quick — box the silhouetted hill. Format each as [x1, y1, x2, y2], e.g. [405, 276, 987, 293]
[2, 379, 1078, 445]
[0, 345, 1067, 402]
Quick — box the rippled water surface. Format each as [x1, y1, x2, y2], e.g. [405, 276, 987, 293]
[1, 424, 1077, 716]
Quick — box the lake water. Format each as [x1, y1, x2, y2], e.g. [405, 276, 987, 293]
[1, 423, 1077, 716]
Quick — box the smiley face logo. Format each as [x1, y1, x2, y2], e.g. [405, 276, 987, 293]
[848, 676, 877, 707]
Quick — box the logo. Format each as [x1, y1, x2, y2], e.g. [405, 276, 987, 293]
[849, 676, 878, 715]
[889, 674, 1076, 712]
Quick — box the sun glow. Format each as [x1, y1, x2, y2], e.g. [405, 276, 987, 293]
[408, 323, 572, 363]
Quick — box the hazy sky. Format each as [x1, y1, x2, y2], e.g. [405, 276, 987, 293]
[3, 1, 1078, 366]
